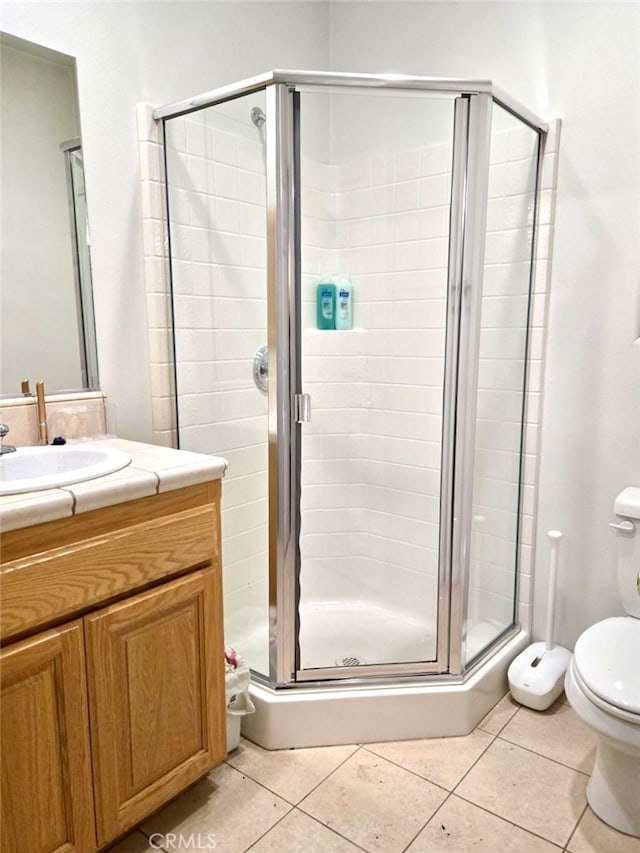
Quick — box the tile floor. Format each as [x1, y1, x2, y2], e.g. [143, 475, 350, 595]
[109, 693, 640, 853]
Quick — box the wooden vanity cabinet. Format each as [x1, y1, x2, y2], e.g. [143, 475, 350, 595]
[0, 621, 96, 853]
[0, 481, 226, 852]
[86, 569, 222, 843]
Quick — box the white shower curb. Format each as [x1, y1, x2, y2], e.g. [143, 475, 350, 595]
[241, 629, 529, 749]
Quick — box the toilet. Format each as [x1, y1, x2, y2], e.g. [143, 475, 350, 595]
[564, 486, 640, 837]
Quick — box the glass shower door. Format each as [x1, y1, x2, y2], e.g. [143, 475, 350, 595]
[296, 89, 457, 676]
[164, 91, 271, 679]
[464, 106, 541, 665]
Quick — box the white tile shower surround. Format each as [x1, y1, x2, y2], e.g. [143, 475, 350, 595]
[138, 101, 560, 663]
[107, 692, 638, 853]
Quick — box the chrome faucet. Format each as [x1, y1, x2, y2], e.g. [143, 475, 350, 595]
[0, 424, 16, 455]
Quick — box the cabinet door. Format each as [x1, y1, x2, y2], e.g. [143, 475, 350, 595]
[1, 621, 96, 853]
[85, 568, 225, 845]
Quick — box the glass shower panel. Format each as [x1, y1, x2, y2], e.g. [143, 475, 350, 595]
[164, 91, 270, 677]
[297, 90, 455, 672]
[464, 105, 540, 665]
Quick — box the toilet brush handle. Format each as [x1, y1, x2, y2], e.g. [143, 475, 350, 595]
[546, 531, 563, 651]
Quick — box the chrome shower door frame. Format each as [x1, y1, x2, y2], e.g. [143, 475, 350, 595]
[281, 85, 493, 684]
[266, 83, 299, 686]
[446, 94, 493, 674]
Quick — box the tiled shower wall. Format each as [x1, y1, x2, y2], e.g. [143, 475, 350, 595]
[138, 100, 559, 654]
[299, 143, 451, 628]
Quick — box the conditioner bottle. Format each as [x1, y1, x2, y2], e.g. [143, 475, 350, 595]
[335, 277, 353, 330]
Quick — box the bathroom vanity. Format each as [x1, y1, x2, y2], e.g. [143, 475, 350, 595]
[0, 439, 227, 852]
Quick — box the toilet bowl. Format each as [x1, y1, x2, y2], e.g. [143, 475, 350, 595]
[565, 617, 640, 836]
[564, 487, 640, 837]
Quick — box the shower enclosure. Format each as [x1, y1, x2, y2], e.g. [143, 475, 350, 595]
[154, 71, 545, 742]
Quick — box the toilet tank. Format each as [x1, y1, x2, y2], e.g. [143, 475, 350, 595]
[613, 487, 640, 617]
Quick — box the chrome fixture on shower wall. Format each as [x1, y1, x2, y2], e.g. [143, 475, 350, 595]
[251, 106, 266, 127]
[253, 345, 268, 393]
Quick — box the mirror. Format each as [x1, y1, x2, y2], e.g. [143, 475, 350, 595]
[0, 32, 99, 397]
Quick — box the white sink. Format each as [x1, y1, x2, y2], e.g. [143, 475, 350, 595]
[0, 445, 132, 496]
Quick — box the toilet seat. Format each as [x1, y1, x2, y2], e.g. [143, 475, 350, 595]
[572, 663, 640, 725]
[573, 617, 640, 720]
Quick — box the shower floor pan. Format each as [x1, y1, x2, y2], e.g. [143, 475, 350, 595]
[230, 599, 527, 749]
[229, 598, 437, 675]
[301, 599, 438, 670]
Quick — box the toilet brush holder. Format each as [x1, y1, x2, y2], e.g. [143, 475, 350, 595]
[508, 531, 572, 711]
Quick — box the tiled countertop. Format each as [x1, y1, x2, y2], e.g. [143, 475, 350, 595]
[0, 438, 227, 533]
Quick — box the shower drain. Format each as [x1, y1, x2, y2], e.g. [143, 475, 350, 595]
[336, 655, 366, 667]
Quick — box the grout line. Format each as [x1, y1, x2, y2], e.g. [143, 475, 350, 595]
[450, 793, 566, 850]
[135, 827, 170, 852]
[221, 759, 298, 809]
[359, 743, 452, 796]
[241, 806, 294, 852]
[446, 729, 591, 848]
[295, 743, 365, 808]
[400, 790, 455, 852]
[360, 724, 510, 801]
[494, 730, 593, 778]
[562, 803, 589, 852]
[228, 741, 364, 810]
[278, 807, 371, 853]
[295, 743, 448, 853]
[476, 699, 521, 738]
[447, 730, 499, 795]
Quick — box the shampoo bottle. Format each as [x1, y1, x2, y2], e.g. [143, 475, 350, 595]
[316, 279, 336, 330]
[335, 277, 353, 330]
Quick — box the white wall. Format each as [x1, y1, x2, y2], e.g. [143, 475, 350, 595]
[1, 0, 330, 438]
[328, 1, 640, 647]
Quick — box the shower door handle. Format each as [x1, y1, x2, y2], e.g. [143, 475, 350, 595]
[295, 393, 311, 424]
